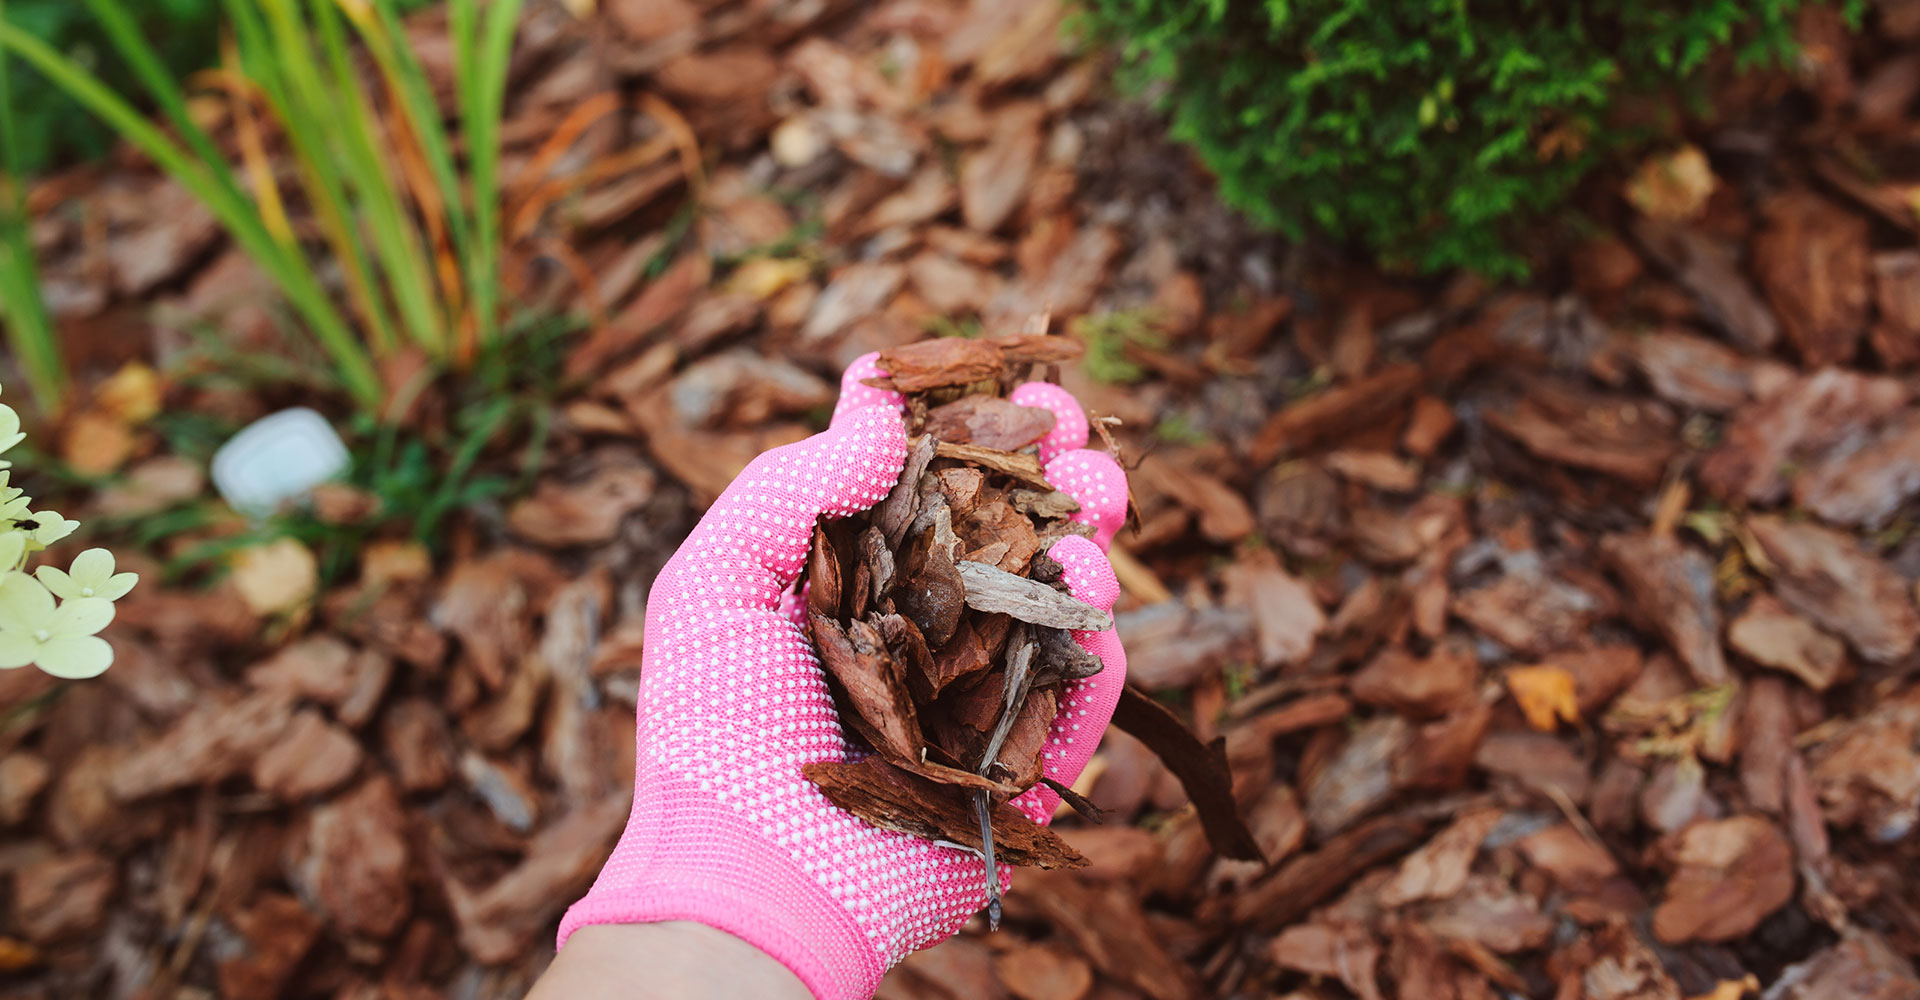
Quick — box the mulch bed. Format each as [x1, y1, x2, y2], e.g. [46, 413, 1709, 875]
[7, 1, 1920, 998]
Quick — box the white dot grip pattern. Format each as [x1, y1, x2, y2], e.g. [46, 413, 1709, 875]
[559, 356, 1131, 1000]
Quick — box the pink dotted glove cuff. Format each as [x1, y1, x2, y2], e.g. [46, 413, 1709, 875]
[560, 358, 1131, 999]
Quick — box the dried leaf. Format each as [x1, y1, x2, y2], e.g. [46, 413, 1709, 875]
[229, 538, 319, 617]
[1627, 145, 1717, 221]
[1505, 665, 1581, 731]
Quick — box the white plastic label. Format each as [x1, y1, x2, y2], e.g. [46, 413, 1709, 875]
[210, 408, 350, 517]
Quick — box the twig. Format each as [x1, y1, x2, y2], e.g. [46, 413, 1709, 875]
[974, 789, 999, 930]
[972, 624, 1035, 929]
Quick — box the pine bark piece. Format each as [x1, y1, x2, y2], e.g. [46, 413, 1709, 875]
[924, 396, 1057, 451]
[1228, 813, 1430, 932]
[807, 522, 844, 620]
[874, 434, 936, 548]
[859, 527, 895, 610]
[1651, 815, 1795, 943]
[286, 776, 411, 937]
[925, 616, 995, 699]
[1729, 594, 1849, 691]
[803, 758, 1087, 869]
[1630, 218, 1780, 351]
[1600, 532, 1729, 687]
[1795, 410, 1920, 529]
[896, 513, 968, 647]
[1010, 488, 1080, 520]
[959, 500, 1043, 575]
[1754, 190, 1870, 367]
[955, 560, 1112, 631]
[1112, 684, 1262, 861]
[1749, 515, 1920, 663]
[934, 441, 1053, 489]
[994, 687, 1055, 790]
[1031, 626, 1104, 687]
[810, 614, 924, 763]
[874, 339, 1008, 394]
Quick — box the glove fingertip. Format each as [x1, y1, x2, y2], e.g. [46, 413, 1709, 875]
[1010, 382, 1090, 462]
[832, 352, 904, 426]
[1043, 449, 1128, 550]
[1047, 535, 1119, 614]
[821, 404, 910, 517]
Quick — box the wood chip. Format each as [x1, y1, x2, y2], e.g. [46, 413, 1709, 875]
[925, 396, 1057, 451]
[1112, 684, 1262, 860]
[1729, 594, 1849, 691]
[1749, 516, 1920, 663]
[933, 441, 1053, 489]
[956, 560, 1111, 631]
[1650, 815, 1795, 943]
[803, 758, 1086, 869]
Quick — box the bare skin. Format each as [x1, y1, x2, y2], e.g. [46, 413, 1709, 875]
[528, 922, 813, 1000]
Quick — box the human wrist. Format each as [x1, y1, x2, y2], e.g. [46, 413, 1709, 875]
[558, 769, 887, 999]
[537, 922, 810, 1000]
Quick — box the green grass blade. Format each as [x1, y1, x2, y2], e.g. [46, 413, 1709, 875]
[356, 1, 474, 278]
[0, 0, 66, 410]
[80, 0, 247, 207]
[0, 22, 383, 409]
[220, 0, 393, 357]
[240, 0, 403, 357]
[461, 0, 526, 350]
[309, 0, 446, 356]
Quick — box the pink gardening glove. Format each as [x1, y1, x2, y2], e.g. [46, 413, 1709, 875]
[559, 354, 1131, 999]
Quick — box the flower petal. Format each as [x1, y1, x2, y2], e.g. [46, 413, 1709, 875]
[28, 515, 79, 546]
[0, 573, 54, 631]
[0, 530, 23, 571]
[49, 597, 114, 637]
[35, 635, 112, 679]
[34, 566, 77, 600]
[0, 629, 36, 668]
[96, 572, 138, 602]
[70, 548, 115, 590]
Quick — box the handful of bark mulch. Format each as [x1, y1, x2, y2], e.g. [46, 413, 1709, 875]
[801, 334, 1262, 928]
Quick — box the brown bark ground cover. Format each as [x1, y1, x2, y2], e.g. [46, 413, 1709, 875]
[9, 1, 1920, 998]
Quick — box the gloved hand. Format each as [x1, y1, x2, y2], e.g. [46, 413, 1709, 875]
[559, 353, 1131, 999]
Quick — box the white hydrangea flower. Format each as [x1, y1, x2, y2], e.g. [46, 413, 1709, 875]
[0, 572, 116, 679]
[0, 530, 22, 572]
[0, 404, 23, 470]
[37, 548, 138, 602]
[23, 510, 80, 548]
